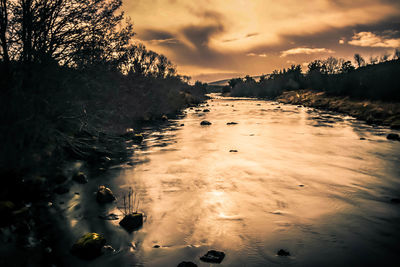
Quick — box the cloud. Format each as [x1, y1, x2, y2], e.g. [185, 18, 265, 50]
[280, 47, 334, 57]
[348, 31, 400, 47]
[247, 52, 267, 57]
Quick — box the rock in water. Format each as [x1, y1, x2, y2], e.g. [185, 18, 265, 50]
[203, 109, 210, 112]
[200, 250, 225, 263]
[133, 133, 144, 143]
[227, 122, 238, 125]
[277, 249, 290, 256]
[119, 213, 143, 232]
[73, 171, 88, 184]
[229, 150, 238, 153]
[177, 262, 198, 267]
[71, 233, 106, 260]
[200, 120, 212, 125]
[387, 133, 400, 141]
[96, 185, 116, 204]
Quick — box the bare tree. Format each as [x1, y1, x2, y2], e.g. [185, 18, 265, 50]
[354, 53, 365, 68]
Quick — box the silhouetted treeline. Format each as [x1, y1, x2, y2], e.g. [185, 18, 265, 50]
[225, 52, 400, 102]
[0, 0, 206, 174]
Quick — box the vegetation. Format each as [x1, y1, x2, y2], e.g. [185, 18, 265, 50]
[224, 51, 400, 102]
[0, 0, 206, 178]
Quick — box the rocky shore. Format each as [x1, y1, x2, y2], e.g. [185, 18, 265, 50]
[277, 90, 400, 129]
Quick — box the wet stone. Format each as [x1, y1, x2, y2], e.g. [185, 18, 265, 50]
[96, 185, 116, 204]
[72, 171, 88, 184]
[200, 250, 225, 263]
[177, 262, 198, 267]
[200, 120, 212, 125]
[387, 133, 400, 141]
[277, 249, 290, 256]
[119, 213, 143, 232]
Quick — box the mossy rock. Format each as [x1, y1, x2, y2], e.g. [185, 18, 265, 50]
[71, 233, 106, 260]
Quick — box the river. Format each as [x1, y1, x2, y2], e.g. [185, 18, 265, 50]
[57, 94, 400, 267]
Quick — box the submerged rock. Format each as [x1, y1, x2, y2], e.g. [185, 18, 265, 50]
[200, 120, 212, 125]
[387, 133, 400, 141]
[71, 233, 106, 260]
[277, 249, 290, 256]
[72, 171, 88, 184]
[96, 185, 116, 204]
[119, 213, 143, 232]
[200, 250, 225, 263]
[177, 262, 198, 267]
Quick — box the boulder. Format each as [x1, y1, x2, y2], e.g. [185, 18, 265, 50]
[277, 249, 290, 256]
[177, 262, 198, 267]
[200, 120, 212, 126]
[96, 185, 116, 204]
[71, 233, 106, 260]
[73, 171, 88, 184]
[119, 213, 143, 232]
[387, 133, 400, 141]
[200, 250, 225, 263]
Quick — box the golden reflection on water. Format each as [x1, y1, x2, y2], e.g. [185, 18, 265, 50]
[60, 94, 400, 266]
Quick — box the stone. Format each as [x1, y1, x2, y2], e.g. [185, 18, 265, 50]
[200, 120, 212, 125]
[229, 150, 238, 153]
[177, 262, 198, 267]
[133, 133, 144, 143]
[359, 137, 366, 140]
[200, 250, 225, 263]
[119, 213, 143, 232]
[180, 124, 185, 126]
[153, 245, 160, 248]
[71, 233, 106, 260]
[277, 249, 290, 256]
[203, 109, 210, 112]
[390, 198, 400, 204]
[72, 171, 88, 184]
[227, 122, 238, 125]
[96, 185, 116, 204]
[387, 133, 400, 141]
[161, 115, 168, 121]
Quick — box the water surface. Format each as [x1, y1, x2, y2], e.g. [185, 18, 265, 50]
[58, 94, 400, 266]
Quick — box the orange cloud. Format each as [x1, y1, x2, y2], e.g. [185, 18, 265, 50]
[348, 31, 400, 48]
[280, 47, 334, 57]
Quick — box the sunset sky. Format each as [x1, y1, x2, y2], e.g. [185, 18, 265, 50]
[123, 0, 400, 82]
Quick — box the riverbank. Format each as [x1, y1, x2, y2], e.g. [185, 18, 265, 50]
[276, 90, 400, 129]
[0, 91, 206, 266]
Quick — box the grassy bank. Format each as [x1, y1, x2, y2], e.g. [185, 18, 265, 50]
[277, 90, 400, 129]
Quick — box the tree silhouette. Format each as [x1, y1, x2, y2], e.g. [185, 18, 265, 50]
[354, 53, 365, 68]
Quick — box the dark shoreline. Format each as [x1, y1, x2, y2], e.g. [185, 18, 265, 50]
[276, 90, 400, 129]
